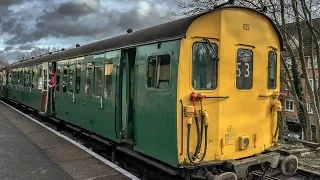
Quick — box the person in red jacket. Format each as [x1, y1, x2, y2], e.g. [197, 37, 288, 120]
[48, 69, 56, 89]
[48, 68, 56, 114]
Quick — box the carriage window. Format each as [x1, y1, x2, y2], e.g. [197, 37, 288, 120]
[38, 68, 42, 90]
[17, 72, 20, 85]
[63, 66, 68, 92]
[268, 51, 277, 89]
[85, 63, 92, 95]
[31, 70, 35, 88]
[76, 63, 81, 94]
[192, 42, 218, 90]
[68, 66, 74, 93]
[43, 70, 47, 90]
[56, 66, 60, 91]
[29, 70, 33, 88]
[8, 73, 12, 88]
[236, 49, 253, 90]
[104, 63, 113, 98]
[94, 66, 102, 96]
[32, 69, 37, 89]
[26, 71, 30, 87]
[147, 54, 171, 89]
[24, 71, 28, 87]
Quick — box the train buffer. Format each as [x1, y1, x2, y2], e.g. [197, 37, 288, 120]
[0, 102, 137, 180]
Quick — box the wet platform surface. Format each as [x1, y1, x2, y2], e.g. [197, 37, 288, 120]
[0, 102, 134, 180]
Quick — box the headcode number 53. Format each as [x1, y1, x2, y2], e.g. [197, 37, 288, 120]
[236, 63, 250, 77]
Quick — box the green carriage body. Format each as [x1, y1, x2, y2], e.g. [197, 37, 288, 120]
[4, 39, 182, 168]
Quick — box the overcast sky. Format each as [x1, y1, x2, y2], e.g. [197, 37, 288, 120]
[0, 0, 178, 63]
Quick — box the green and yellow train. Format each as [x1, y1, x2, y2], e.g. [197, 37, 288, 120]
[0, 5, 298, 180]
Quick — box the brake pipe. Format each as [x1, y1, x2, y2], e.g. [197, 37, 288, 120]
[190, 93, 201, 159]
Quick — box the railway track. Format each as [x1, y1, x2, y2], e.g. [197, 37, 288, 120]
[3, 99, 320, 180]
[252, 167, 320, 180]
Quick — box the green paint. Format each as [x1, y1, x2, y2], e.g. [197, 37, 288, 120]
[5, 40, 182, 168]
[133, 40, 180, 167]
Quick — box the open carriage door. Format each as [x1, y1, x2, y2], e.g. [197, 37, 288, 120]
[40, 62, 49, 113]
[119, 49, 136, 142]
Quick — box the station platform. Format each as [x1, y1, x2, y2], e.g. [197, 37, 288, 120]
[0, 101, 137, 180]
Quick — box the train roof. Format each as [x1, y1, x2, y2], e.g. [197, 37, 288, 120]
[7, 6, 283, 70]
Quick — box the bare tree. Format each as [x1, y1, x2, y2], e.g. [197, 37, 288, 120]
[15, 46, 64, 62]
[173, 0, 320, 142]
[0, 56, 9, 68]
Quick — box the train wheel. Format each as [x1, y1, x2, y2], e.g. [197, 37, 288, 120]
[214, 172, 237, 180]
[280, 155, 298, 176]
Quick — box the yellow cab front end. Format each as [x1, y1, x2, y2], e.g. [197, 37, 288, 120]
[177, 7, 283, 178]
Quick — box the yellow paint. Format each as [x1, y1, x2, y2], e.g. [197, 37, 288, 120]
[176, 8, 281, 165]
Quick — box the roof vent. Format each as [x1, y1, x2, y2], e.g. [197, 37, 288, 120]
[127, 29, 133, 33]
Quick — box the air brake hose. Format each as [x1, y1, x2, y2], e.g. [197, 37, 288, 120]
[187, 124, 208, 164]
[273, 111, 281, 143]
[193, 115, 201, 158]
[194, 99, 205, 158]
[191, 95, 201, 159]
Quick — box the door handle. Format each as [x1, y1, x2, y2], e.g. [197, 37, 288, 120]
[72, 93, 75, 103]
[99, 96, 103, 109]
[29, 87, 32, 94]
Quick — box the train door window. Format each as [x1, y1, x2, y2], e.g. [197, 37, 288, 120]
[32, 69, 37, 89]
[192, 42, 218, 90]
[85, 63, 92, 95]
[24, 71, 27, 87]
[43, 70, 47, 90]
[38, 68, 42, 90]
[56, 66, 60, 91]
[147, 54, 171, 89]
[63, 66, 68, 92]
[236, 49, 253, 90]
[94, 66, 102, 96]
[104, 62, 113, 98]
[25, 71, 28, 87]
[31, 70, 35, 88]
[268, 51, 277, 89]
[17, 71, 20, 85]
[12, 72, 15, 87]
[8, 73, 12, 89]
[68, 65, 74, 93]
[75, 63, 81, 94]
[28, 71, 31, 87]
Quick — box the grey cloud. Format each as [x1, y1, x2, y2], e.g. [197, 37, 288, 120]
[1, 0, 177, 62]
[0, 50, 21, 62]
[4, 46, 13, 51]
[18, 44, 34, 50]
[5, 1, 174, 45]
[0, 0, 23, 7]
[57, 1, 100, 17]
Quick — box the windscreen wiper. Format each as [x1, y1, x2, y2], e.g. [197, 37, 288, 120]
[203, 38, 219, 61]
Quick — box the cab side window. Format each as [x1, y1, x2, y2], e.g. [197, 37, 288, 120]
[236, 48, 253, 90]
[146, 54, 171, 89]
[192, 42, 218, 90]
[268, 51, 277, 89]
